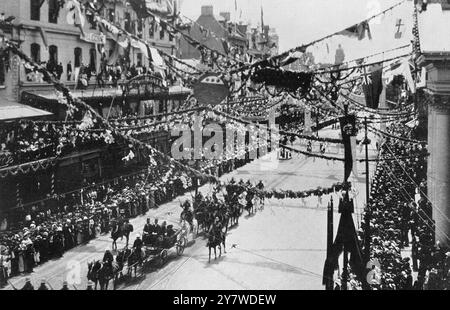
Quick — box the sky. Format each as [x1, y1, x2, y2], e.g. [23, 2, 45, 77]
[179, 0, 414, 62]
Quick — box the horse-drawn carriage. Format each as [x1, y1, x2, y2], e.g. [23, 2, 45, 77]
[88, 226, 188, 290]
[140, 229, 187, 268]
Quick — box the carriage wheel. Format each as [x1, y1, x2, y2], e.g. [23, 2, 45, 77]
[158, 250, 168, 267]
[176, 237, 187, 256]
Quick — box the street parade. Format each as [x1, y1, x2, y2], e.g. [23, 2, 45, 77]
[0, 0, 449, 294]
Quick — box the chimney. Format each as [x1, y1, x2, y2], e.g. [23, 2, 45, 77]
[201, 5, 214, 16]
[220, 12, 231, 22]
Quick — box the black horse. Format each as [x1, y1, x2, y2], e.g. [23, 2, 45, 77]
[124, 247, 143, 277]
[207, 229, 226, 263]
[111, 221, 133, 251]
[87, 260, 113, 290]
[245, 191, 255, 216]
[229, 202, 242, 227]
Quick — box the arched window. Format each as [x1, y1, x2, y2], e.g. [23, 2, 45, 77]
[48, 0, 59, 23]
[31, 43, 41, 63]
[74, 47, 82, 68]
[49, 45, 58, 66]
[30, 0, 41, 21]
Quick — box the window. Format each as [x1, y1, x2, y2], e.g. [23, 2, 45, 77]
[137, 19, 143, 39]
[137, 53, 142, 67]
[49, 45, 58, 67]
[108, 9, 115, 23]
[74, 47, 82, 68]
[48, 0, 58, 23]
[169, 33, 174, 42]
[149, 22, 155, 38]
[89, 48, 97, 73]
[160, 28, 165, 40]
[31, 43, 41, 63]
[124, 12, 131, 33]
[30, 0, 41, 21]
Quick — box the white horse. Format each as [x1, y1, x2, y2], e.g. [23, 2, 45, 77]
[180, 218, 198, 239]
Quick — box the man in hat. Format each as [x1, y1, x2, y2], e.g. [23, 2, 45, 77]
[37, 279, 49, 290]
[21, 277, 34, 290]
[60, 280, 69, 290]
[143, 218, 152, 245]
[133, 234, 143, 262]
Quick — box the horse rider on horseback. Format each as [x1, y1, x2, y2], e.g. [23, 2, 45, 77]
[180, 201, 194, 231]
[210, 217, 223, 240]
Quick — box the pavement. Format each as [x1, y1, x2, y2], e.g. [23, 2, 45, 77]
[2, 127, 379, 290]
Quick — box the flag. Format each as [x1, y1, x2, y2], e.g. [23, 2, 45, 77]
[107, 42, 122, 66]
[221, 39, 230, 54]
[394, 18, 404, 39]
[339, 114, 357, 182]
[39, 27, 48, 49]
[383, 59, 416, 93]
[261, 6, 264, 32]
[149, 47, 165, 67]
[76, 24, 85, 38]
[280, 49, 306, 67]
[350, 136, 358, 178]
[362, 64, 383, 109]
[338, 21, 372, 40]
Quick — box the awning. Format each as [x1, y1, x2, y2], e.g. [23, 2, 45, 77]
[0, 96, 52, 121]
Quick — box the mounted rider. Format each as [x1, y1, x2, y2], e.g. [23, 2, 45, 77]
[180, 200, 194, 229]
[209, 216, 224, 244]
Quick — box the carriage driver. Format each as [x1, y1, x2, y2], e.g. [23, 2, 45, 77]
[133, 234, 143, 262]
[143, 218, 152, 244]
[102, 249, 114, 269]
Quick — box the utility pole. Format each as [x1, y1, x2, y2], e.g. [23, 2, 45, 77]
[364, 117, 371, 264]
[325, 196, 334, 290]
[316, 107, 320, 138]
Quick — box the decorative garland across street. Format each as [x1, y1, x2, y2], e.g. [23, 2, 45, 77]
[263, 182, 346, 199]
[280, 144, 429, 163]
[211, 108, 344, 144]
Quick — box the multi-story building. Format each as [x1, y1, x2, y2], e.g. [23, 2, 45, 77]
[179, 5, 248, 61]
[0, 0, 191, 217]
[0, 0, 178, 93]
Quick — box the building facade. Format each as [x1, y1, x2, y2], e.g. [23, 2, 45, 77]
[0, 0, 190, 220]
[179, 5, 278, 62]
[418, 0, 450, 247]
